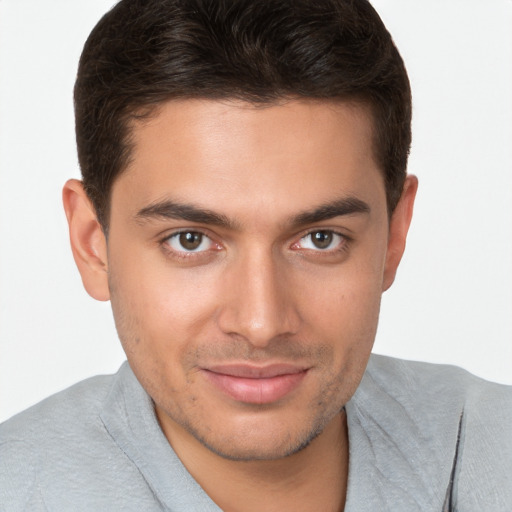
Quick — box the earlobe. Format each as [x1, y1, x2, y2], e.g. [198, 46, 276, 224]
[62, 179, 110, 301]
[382, 175, 418, 291]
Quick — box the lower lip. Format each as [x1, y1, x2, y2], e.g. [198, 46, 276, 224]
[202, 370, 307, 404]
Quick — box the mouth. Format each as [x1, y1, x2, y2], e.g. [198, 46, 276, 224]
[200, 363, 309, 404]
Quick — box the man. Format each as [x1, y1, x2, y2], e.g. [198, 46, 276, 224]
[0, 0, 510, 510]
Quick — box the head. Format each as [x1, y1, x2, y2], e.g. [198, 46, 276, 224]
[74, 0, 412, 230]
[64, 0, 417, 462]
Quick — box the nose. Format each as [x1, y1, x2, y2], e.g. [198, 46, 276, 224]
[216, 248, 301, 347]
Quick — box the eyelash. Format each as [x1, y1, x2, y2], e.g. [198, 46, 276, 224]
[159, 228, 351, 261]
[160, 230, 221, 260]
[293, 229, 350, 255]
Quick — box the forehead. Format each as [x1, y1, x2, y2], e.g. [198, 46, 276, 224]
[112, 98, 386, 225]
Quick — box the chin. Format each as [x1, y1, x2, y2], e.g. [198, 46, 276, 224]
[197, 433, 321, 462]
[184, 410, 334, 462]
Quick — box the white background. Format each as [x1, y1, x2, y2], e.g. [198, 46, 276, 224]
[0, 0, 511, 423]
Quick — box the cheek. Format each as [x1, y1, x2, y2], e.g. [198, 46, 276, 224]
[315, 280, 382, 399]
[292, 252, 384, 388]
[110, 250, 219, 335]
[108, 269, 205, 403]
[297, 258, 384, 331]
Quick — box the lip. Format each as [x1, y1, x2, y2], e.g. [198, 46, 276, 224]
[201, 364, 308, 404]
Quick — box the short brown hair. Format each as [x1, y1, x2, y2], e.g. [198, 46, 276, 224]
[75, 0, 411, 229]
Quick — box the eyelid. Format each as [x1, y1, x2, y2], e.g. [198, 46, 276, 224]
[291, 228, 350, 252]
[158, 226, 351, 259]
[160, 227, 216, 243]
[160, 228, 223, 257]
[169, 232, 211, 252]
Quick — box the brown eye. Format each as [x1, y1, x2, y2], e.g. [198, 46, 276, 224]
[179, 232, 203, 250]
[311, 231, 333, 249]
[166, 231, 213, 253]
[295, 230, 344, 251]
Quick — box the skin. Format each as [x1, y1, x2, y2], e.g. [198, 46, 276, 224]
[63, 98, 417, 511]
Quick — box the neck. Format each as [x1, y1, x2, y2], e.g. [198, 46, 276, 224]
[162, 410, 348, 512]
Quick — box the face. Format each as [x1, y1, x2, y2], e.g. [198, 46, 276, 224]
[85, 99, 413, 461]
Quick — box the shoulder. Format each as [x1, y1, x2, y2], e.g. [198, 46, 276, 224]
[0, 368, 135, 510]
[0, 363, 182, 510]
[364, 354, 512, 433]
[0, 372, 114, 448]
[350, 354, 512, 510]
[365, 353, 512, 405]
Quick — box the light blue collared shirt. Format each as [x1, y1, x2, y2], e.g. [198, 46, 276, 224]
[1, 355, 511, 511]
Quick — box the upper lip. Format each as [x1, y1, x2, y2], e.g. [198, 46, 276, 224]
[203, 363, 309, 379]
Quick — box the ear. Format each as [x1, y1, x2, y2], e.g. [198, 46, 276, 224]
[382, 175, 418, 291]
[62, 179, 110, 301]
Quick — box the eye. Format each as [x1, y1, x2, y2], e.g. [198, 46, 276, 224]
[296, 230, 345, 251]
[165, 231, 214, 253]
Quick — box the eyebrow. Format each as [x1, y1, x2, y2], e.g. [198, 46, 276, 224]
[134, 196, 370, 229]
[135, 200, 239, 229]
[290, 197, 371, 227]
